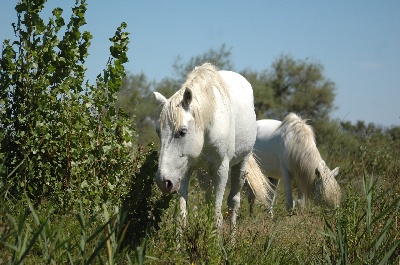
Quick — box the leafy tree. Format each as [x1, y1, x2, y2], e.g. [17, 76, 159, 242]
[172, 44, 234, 84]
[117, 73, 152, 120]
[387, 126, 400, 142]
[155, 44, 235, 101]
[240, 69, 275, 119]
[116, 72, 160, 147]
[251, 55, 336, 122]
[0, 0, 135, 210]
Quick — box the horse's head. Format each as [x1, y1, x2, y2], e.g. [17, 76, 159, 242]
[315, 161, 341, 208]
[153, 89, 204, 194]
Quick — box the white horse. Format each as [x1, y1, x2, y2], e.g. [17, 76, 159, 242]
[248, 113, 341, 213]
[153, 63, 269, 231]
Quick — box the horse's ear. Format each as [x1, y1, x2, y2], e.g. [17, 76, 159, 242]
[154, 92, 167, 105]
[332, 167, 339, 178]
[182, 87, 192, 108]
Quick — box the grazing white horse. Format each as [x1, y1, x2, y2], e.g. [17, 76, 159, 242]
[153, 63, 268, 231]
[248, 113, 341, 213]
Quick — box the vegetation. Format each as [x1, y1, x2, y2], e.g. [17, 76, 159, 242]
[0, 0, 135, 211]
[1, 1, 399, 264]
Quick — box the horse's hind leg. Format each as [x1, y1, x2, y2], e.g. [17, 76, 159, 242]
[213, 157, 230, 230]
[246, 177, 278, 217]
[268, 177, 280, 217]
[281, 168, 294, 212]
[228, 159, 247, 232]
[244, 180, 256, 216]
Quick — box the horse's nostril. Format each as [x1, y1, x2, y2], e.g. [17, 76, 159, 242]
[166, 180, 173, 190]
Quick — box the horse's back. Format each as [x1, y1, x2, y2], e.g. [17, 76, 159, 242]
[254, 119, 283, 178]
[256, 119, 281, 140]
[219, 71, 254, 105]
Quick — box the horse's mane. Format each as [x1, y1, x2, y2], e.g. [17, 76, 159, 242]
[160, 63, 230, 133]
[279, 113, 322, 201]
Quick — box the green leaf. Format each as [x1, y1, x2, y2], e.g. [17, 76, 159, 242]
[15, 3, 28, 13]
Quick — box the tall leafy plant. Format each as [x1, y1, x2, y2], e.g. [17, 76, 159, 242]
[0, 0, 135, 211]
[321, 172, 400, 264]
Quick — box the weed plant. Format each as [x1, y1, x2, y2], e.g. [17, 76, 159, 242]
[1, 146, 399, 264]
[1, 166, 399, 264]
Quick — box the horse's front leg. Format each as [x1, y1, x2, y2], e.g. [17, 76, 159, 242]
[213, 157, 229, 230]
[297, 187, 305, 208]
[177, 174, 190, 228]
[228, 159, 247, 232]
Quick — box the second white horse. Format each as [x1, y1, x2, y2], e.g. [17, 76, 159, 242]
[247, 113, 341, 214]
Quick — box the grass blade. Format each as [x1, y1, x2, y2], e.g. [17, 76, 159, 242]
[378, 240, 400, 265]
[18, 219, 47, 263]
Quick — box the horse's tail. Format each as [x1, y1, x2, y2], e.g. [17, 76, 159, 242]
[246, 153, 274, 209]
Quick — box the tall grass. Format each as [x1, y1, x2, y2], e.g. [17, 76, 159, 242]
[0, 197, 153, 264]
[1, 164, 399, 264]
[144, 168, 399, 264]
[320, 172, 400, 264]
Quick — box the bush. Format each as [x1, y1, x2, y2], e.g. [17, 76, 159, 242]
[0, 0, 135, 211]
[121, 145, 173, 248]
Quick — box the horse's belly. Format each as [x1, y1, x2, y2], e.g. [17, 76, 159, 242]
[255, 151, 282, 179]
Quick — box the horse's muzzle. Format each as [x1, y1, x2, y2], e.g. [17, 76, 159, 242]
[156, 176, 180, 194]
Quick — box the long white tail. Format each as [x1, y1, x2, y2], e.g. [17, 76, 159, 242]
[246, 153, 274, 209]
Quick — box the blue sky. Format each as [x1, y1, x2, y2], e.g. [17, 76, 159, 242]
[1, 1, 399, 127]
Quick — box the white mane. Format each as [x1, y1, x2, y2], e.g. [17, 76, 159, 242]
[280, 113, 322, 202]
[160, 63, 230, 133]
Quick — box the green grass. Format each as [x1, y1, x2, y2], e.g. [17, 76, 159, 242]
[143, 169, 399, 264]
[1, 162, 399, 264]
[0, 199, 153, 264]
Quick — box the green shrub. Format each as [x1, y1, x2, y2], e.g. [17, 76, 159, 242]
[120, 145, 173, 248]
[0, 0, 136, 211]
